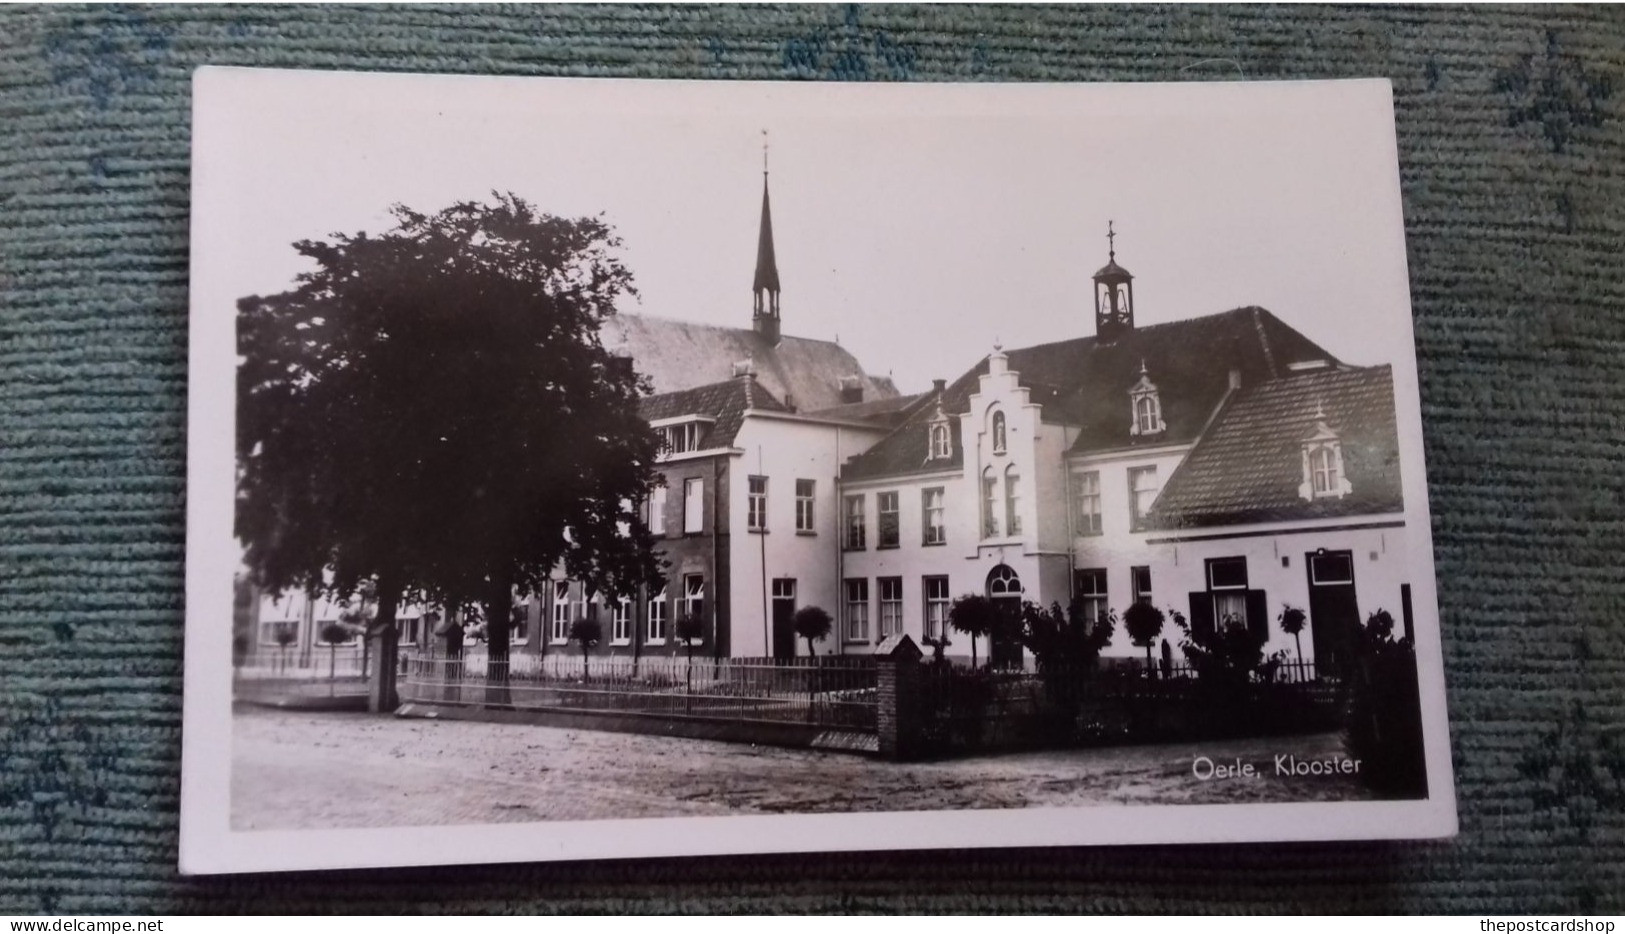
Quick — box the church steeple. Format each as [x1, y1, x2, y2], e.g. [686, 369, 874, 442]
[753, 133, 782, 345]
[1092, 220, 1135, 342]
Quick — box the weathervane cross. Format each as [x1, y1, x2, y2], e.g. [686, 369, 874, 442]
[1107, 220, 1116, 260]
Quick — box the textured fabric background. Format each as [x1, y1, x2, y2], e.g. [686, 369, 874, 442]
[2, 3, 1622, 915]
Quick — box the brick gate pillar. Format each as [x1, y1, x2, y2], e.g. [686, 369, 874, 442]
[875, 633, 925, 761]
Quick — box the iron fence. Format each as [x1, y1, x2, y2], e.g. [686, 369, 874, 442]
[401, 654, 877, 730]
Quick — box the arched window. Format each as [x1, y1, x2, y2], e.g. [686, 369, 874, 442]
[1298, 404, 1351, 501]
[1135, 395, 1160, 435]
[929, 423, 950, 460]
[981, 467, 999, 539]
[991, 410, 1007, 454]
[1004, 465, 1022, 535]
[986, 564, 1022, 598]
[1128, 361, 1164, 436]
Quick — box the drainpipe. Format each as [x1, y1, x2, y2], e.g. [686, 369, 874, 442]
[712, 455, 722, 662]
[835, 426, 845, 657]
[758, 445, 769, 657]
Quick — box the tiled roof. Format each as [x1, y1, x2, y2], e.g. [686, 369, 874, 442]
[841, 307, 1338, 481]
[803, 392, 925, 427]
[1146, 365, 1402, 530]
[639, 375, 790, 449]
[603, 313, 899, 413]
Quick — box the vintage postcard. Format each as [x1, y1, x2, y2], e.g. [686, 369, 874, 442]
[182, 68, 1457, 874]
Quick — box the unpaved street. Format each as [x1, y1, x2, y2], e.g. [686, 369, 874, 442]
[232, 707, 1372, 830]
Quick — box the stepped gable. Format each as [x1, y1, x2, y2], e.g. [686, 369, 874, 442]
[1146, 364, 1402, 530]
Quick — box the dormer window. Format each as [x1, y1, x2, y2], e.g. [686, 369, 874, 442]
[991, 411, 1007, 454]
[1299, 404, 1353, 501]
[926, 400, 952, 461]
[652, 416, 715, 456]
[1128, 360, 1165, 437]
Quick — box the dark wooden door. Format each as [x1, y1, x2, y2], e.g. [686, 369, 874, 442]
[771, 593, 797, 660]
[990, 596, 1024, 670]
[1306, 550, 1359, 676]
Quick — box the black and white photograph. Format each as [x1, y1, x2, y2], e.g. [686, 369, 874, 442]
[182, 69, 1457, 874]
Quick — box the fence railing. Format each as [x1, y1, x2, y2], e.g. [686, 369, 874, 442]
[400, 654, 878, 730]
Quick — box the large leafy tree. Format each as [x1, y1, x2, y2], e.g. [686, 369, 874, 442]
[236, 194, 666, 709]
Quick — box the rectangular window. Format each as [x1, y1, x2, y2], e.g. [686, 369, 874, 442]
[878, 577, 903, 638]
[661, 421, 705, 455]
[795, 479, 815, 533]
[1073, 471, 1102, 535]
[646, 587, 668, 643]
[844, 494, 866, 550]
[844, 578, 870, 642]
[683, 477, 704, 534]
[922, 487, 946, 545]
[877, 492, 900, 548]
[508, 607, 527, 646]
[748, 476, 768, 532]
[611, 596, 632, 644]
[398, 616, 421, 646]
[1309, 552, 1354, 585]
[1075, 569, 1108, 626]
[1203, 556, 1265, 641]
[1128, 466, 1159, 530]
[649, 485, 667, 536]
[682, 575, 705, 643]
[1131, 566, 1153, 606]
[923, 576, 950, 641]
[551, 581, 571, 644]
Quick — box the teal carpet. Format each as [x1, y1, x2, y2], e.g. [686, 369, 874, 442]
[2, 4, 1623, 914]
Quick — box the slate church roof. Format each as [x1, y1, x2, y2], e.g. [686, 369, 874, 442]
[841, 306, 1337, 481]
[1146, 364, 1403, 530]
[605, 312, 900, 414]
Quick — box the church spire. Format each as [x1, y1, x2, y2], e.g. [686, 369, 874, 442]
[753, 130, 781, 344]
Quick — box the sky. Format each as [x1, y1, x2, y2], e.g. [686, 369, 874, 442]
[194, 71, 1418, 396]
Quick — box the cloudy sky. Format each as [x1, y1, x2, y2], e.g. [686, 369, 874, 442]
[195, 71, 1418, 395]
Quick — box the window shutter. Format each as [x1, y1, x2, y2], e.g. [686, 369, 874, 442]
[1246, 590, 1269, 642]
[1189, 592, 1214, 641]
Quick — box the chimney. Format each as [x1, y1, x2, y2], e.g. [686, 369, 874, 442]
[1228, 368, 1242, 391]
[932, 379, 946, 394]
[839, 376, 864, 404]
[732, 359, 756, 379]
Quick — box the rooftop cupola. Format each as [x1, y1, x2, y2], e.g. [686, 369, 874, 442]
[752, 133, 782, 345]
[1093, 220, 1135, 342]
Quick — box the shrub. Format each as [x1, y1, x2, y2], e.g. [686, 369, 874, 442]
[1122, 602, 1166, 676]
[792, 605, 833, 657]
[1343, 609, 1428, 798]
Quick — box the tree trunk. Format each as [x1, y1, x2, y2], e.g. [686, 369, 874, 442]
[483, 570, 513, 709]
[1145, 643, 1154, 680]
[367, 575, 401, 713]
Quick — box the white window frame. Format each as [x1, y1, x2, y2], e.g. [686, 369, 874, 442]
[1128, 465, 1158, 531]
[981, 468, 999, 539]
[878, 577, 903, 639]
[1004, 466, 1022, 535]
[1131, 566, 1153, 606]
[649, 485, 667, 536]
[844, 494, 866, 550]
[1207, 556, 1250, 631]
[551, 581, 572, 644]
[922, 487, 946, 545]
[923, 576, 950, 641]
[1073, 470, 1103, 536]
[929, 422, 951, 460]
[646, 587, 668, 644]
[682, 575, 705, 644]
[844, 578, 870, 642]
[683, 477, 704, 534]
[748, 475, 768, 532]
[611, 595, 632, 645]
[877, 491, 900, 548]
[795, 479, 815, 533]
[1076, 569, 1108, 626]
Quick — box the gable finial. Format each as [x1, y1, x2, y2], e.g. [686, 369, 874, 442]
[762, 128, 769, 175]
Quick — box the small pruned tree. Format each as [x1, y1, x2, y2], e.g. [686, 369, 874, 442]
[675, 612, 704, 695]
[1122, 602, 1166, 678]
[948, 594, 999, 669]
[273, 622, 297, 672]
[569, 617, 602, 680]
[792, 605, 833, 658]
[1278, 605, 1308, 669]
[318, 620, 355, 679]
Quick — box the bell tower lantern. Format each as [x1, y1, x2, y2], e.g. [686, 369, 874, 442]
[752, 133, 782, 345]
[1093, 221, 1134, 342]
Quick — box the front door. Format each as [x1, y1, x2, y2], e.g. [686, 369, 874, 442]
[990, 597, 1025, 669]
[1306, 550, 1359, 676]
[771, 578, 797, 660]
